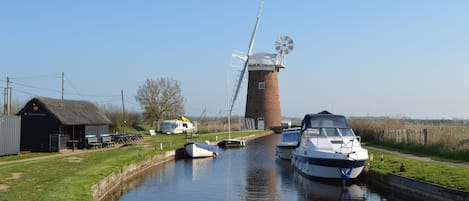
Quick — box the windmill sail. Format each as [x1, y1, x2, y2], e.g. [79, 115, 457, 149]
[229, 0, 264, 114]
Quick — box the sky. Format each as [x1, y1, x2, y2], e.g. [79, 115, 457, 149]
[1, 1, 469, 119]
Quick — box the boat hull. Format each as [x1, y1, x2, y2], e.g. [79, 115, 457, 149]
[184, 142, 218, 158]
[217, 139, 246, 148]
[275, 145, 296, 161]
[292, 154, 366, 179]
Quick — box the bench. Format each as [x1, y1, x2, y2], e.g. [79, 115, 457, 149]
[102, 136, 115, 147]
[87, 137, 102, 149]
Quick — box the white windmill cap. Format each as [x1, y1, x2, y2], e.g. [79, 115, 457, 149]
[248, 52, 278, 66]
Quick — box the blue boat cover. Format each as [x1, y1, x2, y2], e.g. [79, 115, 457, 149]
[191, 142, 219, 152]
[281, 131, 300, 142]
[301, 113, 349, 129]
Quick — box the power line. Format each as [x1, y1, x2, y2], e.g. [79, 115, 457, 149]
[10, 79, 120, 98]
[64, 76, 83, 99]
[124, 96, 140, 107]
[12, 88, 38, 97]
[10, 81, 62, 93]
[8, 73, 61, 80]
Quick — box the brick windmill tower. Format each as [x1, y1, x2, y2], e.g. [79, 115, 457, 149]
[245, 36, 294, 129]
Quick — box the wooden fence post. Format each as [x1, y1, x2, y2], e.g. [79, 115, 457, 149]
[423, 128, 428, 145]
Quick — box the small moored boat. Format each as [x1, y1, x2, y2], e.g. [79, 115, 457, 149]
[217, 139, 246, 148]
[276, 127, 301, 161]
[184, 142, 219, 158]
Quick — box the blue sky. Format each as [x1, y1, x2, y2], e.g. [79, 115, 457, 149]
[1, 1, 469, 119]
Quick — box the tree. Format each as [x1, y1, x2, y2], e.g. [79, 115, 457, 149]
[98, 103, 140, 132]
[135, 77, 184, 124]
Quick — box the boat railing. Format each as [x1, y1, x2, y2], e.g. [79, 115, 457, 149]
[337, 136, 362, 154]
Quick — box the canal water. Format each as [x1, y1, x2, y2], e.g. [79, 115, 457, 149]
[118, 134, 388, 201]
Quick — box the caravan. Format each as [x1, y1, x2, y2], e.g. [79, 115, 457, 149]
[161, 120, 194, 134]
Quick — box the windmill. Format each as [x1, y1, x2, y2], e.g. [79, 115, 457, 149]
[244, 35, 294, 130]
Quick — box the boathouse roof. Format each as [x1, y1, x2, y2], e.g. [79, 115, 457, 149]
[17, 97, 111, 125]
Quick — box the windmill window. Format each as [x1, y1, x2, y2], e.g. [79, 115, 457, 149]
[258, 81, 265, 90]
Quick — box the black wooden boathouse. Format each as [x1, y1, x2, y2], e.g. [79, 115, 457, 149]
[17, 97, 112, 152]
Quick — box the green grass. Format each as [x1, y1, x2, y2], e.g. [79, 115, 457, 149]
[367, 140, 469, 163]
[0, 130, 269, 201]
[368, 148, 469, 191]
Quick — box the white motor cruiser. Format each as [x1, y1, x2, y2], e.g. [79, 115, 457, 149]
[291, 111, 368, 180]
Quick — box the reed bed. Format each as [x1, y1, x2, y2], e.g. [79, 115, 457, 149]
[350, 118, 469, 161]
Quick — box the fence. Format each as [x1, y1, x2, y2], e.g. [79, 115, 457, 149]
[0, 115, 21, 156]
[355, 126, 469, 151]
[189, 118, 256, 133]
[356, 128, 428, 145]
[240, 118, 256, 130]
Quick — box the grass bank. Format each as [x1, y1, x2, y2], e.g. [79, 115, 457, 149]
[367, 148, 469, 191]
[366, 141, 469, 163]
[0, 130, 270, 201]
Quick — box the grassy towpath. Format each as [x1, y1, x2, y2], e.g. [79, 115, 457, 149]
[366, 146, 469, 191]
[367, 146, 469, 168]
[0, 130, 271, 201]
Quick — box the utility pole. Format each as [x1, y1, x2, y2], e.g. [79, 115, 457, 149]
[61, 72, 64, 102]
[8, 83, 11, 115]
[3, 86, 6, 115]
[121, 90, 126, 133]
[6, 76, 11, 115]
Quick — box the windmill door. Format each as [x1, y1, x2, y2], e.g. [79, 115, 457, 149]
[257, 117, 264, 130]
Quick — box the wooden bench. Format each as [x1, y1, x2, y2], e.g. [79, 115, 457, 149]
[102, 136, 115, 147]
[87, 137, 102, 149]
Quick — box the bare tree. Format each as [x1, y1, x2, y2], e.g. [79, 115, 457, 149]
[135, 77, 184, 124]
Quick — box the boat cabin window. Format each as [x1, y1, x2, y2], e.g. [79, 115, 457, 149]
[303, 115, 349, 129]
[340, 128, 355, 136]
[303, 128, 320, 137]
[322, 128, 341, 137]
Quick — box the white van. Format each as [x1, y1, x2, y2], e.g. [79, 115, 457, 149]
[161, 120, 194, 134]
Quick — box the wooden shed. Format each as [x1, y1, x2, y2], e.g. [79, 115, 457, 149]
[17, 97, 112, 152]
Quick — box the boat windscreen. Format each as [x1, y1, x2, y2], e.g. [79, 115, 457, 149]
[302, 114, 349, 129]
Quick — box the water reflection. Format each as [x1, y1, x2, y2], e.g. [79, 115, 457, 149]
[116, 134, 387, 201]
[245, 133, 279, 200]
[183, 157, 214, 182]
